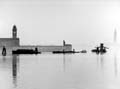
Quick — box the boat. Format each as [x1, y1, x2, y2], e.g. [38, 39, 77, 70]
[91, 43, 108, 54]
[12, 49, 41, 54]
[91, 48, 106, 53]
[80, 50, 87, 53]
[52, 51, 80, 54]
[2, 46, 7, 56]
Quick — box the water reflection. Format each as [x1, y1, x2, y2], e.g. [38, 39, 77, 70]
[2, 56, 6, 62]
[100, 54, 104, 69]
[0, 52, 119, 89]
[114, 53, 117, 77]
[96, 54, 104, 70]
[12, 55, 19, 88]
[62, 54, 72, 72]
[95, 51, 118, 77]
[63, 54, 66, 72]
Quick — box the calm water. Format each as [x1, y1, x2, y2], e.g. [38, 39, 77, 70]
[0, 47, 120, 89]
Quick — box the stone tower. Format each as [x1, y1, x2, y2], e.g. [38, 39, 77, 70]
[12, 25, 17, 39]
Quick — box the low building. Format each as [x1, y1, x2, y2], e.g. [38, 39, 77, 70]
[0, 25, 72, 53]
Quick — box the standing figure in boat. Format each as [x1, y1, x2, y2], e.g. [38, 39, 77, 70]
[2, 46, 6, 56]
[99, 43, 106, 52]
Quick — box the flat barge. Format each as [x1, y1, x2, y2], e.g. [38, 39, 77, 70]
[12, 49, 41, 54]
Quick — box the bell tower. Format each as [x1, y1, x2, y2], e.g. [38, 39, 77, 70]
[12, 25, 17, 39]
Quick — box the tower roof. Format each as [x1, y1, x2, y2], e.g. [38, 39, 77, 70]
[13, 25, 17, 31]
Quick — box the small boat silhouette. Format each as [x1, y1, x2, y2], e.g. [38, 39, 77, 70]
[80, 50, 87, 53]
[91, 43, 108, 54]
[52, 49, 80, 54]
[2, 46, 6, 56]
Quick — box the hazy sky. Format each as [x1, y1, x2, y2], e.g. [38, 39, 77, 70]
[0, 0, 120, 46]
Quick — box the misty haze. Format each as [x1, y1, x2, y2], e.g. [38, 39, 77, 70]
[0, 0, 120, 89]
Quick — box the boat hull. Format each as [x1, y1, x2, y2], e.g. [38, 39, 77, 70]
[91, 49, 106, 53]
[12, 49, 41, 54]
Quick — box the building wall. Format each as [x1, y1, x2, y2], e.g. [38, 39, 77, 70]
[0, 38, 20, 47]
[37, 45, 72, 52]
[12, 45, 72, 52]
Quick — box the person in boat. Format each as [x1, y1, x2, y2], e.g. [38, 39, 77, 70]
[2, 46, 6, 56]
[99, 43, 106, 52]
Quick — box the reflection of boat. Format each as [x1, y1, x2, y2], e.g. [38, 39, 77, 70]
[2, 52, 6, 56]
[12, 49, 41, 54]
[91, 43, 108, 54]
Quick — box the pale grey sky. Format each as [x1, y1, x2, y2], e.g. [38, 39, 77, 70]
[0, 0, 120, 47]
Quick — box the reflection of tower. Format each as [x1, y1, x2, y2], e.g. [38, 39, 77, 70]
[62, 54, 72, 72]
[12, 25, 17, 39]
[114, 53, 118, 77]
[114, 28, 117, 43]
[12, 55, 17, 78]
[12, 55, 19, 87]
[63, 54, 66, 72]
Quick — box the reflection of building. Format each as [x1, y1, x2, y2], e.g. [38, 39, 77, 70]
[12, 55, 17, 78]
[12, 55, 19, 87]
[0, 25, 72, 53]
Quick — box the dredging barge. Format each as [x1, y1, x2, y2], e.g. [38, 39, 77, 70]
[12, 48, 41, 54]
[91, 43, 108, 54]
